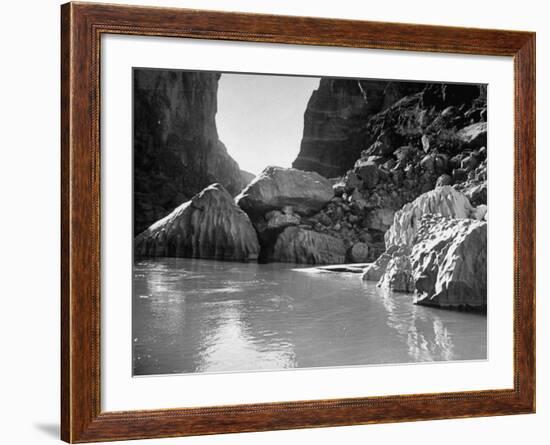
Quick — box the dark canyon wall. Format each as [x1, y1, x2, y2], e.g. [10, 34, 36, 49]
[133, 69, 250, 235]
[293, 78, 426, 177]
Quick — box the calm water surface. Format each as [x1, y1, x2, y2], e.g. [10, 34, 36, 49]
[133, 258, 486, 375]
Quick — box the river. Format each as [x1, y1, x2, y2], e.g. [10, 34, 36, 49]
[133, 258, 486, 376]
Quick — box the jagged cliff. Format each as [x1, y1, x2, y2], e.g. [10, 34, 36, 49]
[292, 79, 425, 177]
[289, 79, 487, 262]
[133, 69, 250, 235]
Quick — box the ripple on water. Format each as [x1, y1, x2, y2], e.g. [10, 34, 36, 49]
[132, 258, 487, 375]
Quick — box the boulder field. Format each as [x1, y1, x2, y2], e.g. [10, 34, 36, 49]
[235, 166, 379, 264]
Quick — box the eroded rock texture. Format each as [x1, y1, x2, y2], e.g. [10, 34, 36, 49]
[134, 184, 260, 261]
[133, 69, 250, 235]
[362, 187, 487, 310]
[411, 216, 487, 308]
[385, 185, 482, 248]
[271, 227, 346, 265]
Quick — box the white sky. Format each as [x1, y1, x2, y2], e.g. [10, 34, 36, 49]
[216, 73, 320, 175]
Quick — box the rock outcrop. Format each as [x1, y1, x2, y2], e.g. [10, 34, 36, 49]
[293, 80, 487, 265]
[362, 187, 487, 310]
[271, 227, 346, 264]
[134, 184, 260, 261]
[133, 69, 250, 235]
[378, 254, 414, 292]
[293, 79, 426, 177]
[361, 253, 391, 282]
[236, 166, 334, 216]
[456, 122, 487, 149]
[384, 186, 482, 248]
[411, 216, 487, 308]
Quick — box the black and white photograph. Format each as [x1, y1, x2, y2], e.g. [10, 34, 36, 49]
[132, 68, 488, 376]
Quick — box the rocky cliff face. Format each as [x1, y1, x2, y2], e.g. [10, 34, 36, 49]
[134, 184, 260, 261]
[134, 69, 249, 235]
[292, 79, 425, 177]
[293, 79, 487, 262]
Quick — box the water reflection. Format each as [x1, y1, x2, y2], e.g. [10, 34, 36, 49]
[372, 290, 456, 362]
[133, 258, 486, 375]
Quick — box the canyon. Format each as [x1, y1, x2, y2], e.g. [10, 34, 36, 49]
[134, 72, 488, 310]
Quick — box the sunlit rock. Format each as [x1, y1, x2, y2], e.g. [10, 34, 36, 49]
[411, 216, 487, 309]
[361, 253, 391, 282]
[134, 184, 260, 261]
[236, 166, 334, 216]
[378, 255, 414, 292]
[384, 186, 480, 248]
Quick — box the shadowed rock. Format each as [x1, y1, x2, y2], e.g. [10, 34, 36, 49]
[236, 166, 334, 216]
[463, 182, 487, 206]
[293, 79, 426, 177]
[347, 242, 370, 263]
[133, 69, 250, 235]
[364, 208, 395, 232]
[134, 184, 260, 261]
[271, 227, 346, 265]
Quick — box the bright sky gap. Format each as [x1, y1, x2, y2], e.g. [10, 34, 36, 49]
[216, 73, 320, 175]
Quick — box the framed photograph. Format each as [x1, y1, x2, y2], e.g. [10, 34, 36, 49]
[61, 2, 535, 442]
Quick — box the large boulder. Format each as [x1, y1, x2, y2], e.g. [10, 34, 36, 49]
[134, 184, 260, 261]
[347, 242, 369, 263]
[463, 182, 487, 206]
[271, 226, 346, 264]
[385, 186, 480, 247]
[435, 174, 453, 187]
[456, 122, 487, 149]
[411, 216, 487, 309]
[236, 166, 334, 216]
[363, 186, 487, 310]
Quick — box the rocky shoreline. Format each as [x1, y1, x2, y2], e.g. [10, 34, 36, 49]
[134, 75, 488, 311]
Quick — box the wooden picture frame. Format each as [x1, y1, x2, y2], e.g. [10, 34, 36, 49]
[61, 1, 535, 442]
